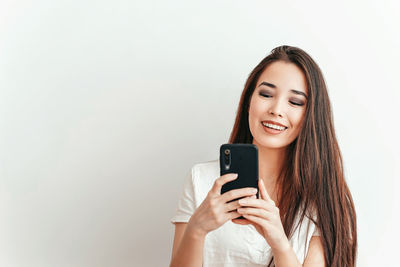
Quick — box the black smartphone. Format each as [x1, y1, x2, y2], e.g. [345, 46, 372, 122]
[219, 143, 259, 199]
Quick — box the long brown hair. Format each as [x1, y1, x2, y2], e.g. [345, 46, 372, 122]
[229, 45, 357, 266]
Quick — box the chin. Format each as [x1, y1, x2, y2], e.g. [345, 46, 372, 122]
[254, 137, 289, 150]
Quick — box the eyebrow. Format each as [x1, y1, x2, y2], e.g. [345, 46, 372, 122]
[258, 81, 308, 99]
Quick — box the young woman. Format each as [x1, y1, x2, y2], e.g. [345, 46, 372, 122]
[170, 45, 357, 267]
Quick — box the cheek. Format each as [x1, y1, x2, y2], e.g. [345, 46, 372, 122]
[290, 110, 306, 129]
[248, 99, 256, 120]
[248, 98, 264, 118]
[248, 98, 262, 132]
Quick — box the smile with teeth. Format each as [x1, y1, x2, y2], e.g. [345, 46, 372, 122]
[262, 122, 288, 131]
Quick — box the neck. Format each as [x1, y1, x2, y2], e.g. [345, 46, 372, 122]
[253, 141, 287, 196]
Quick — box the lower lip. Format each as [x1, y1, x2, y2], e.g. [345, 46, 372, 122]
[262, 123, 287, 135]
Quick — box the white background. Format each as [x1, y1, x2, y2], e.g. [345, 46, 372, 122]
[1, 0, 399, 266]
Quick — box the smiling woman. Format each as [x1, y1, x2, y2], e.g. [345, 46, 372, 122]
[249, 61, 308, 150]
[170, 46, 357, 267]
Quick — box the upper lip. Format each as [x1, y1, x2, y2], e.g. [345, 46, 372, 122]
[262, 120, 288, 128]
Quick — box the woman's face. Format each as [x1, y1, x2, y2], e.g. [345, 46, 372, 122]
[248, 60, 308, 150]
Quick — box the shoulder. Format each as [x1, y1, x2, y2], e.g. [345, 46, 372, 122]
[192, 159, 219, 174]
[190, 159, 219, 181]
[190, 159, 220, 195]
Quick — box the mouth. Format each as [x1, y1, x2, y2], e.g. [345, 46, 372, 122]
[261, 121, 288, 132]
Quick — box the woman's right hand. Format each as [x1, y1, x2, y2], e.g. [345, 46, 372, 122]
[186, 173, 258, 237]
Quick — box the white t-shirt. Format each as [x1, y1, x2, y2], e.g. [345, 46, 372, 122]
[171, 160, 320, 267]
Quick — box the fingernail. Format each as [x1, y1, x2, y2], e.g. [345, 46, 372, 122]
[232, 173, 238, 178]
[251, 188, 257, 194]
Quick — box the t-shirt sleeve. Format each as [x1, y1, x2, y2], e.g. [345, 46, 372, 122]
[170, 167, 196, 224]
[312, 225, 321, 236]
[310, 209, 321, 237]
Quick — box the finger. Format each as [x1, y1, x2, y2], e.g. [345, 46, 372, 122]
[224, 199, 241, 212]
[231, 218, 251, 225]
[220, 187, 258, 203]
[259, 179, 272, 202]
[238, 198, 275, 211]
[233, 218, 259, 229]
[210, 173, 238, 196]
[237, 207, 272, 220]
[226, 211, 241, 221]
[242, 214, 269, 227]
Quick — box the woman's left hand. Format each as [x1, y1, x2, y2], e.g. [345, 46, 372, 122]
[232, 179, 290, 252]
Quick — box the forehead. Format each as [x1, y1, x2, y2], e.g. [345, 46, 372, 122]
[257, 61, 308, 94]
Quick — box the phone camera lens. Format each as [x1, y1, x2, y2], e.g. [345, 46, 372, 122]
[224, 149, 231, 170]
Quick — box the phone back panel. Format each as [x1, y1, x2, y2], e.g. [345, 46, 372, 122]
[220, 144, 259, 196]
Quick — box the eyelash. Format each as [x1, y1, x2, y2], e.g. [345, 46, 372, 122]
[259, 93, 305, 106]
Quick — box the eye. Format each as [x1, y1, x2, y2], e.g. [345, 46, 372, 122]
[289, 100, 305, 106]
[259, 92, 272, 98]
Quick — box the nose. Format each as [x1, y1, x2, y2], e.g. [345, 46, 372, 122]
[268, 99, 284, 117]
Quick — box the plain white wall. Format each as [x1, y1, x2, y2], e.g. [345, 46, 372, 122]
[1, 0, 399, 266]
